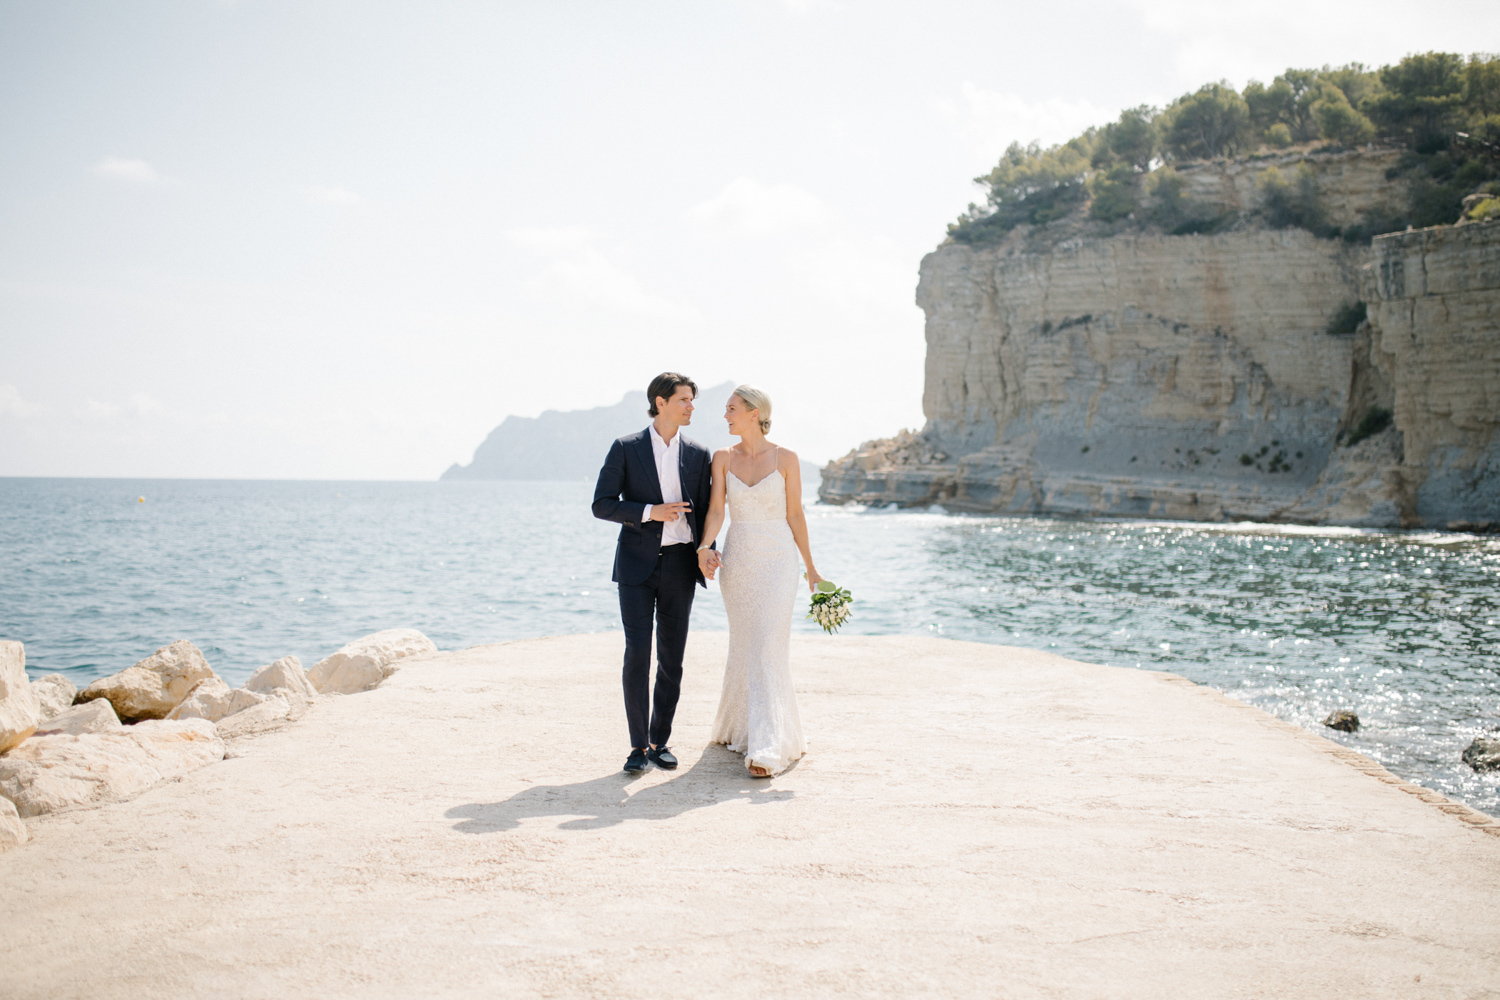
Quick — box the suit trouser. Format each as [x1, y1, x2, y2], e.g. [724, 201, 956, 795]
[618, 542, 698, 750]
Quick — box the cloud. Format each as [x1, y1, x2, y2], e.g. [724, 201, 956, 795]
[128, 393, 167, 417]
[94, 156, 164, 184]
[0, 384, 37, 418]
[784, 236, 912, 311]
[306, 185, 365, 207]
[505, 227, 699, 323]
[74, 393, 169, 421]
[686, 177, 832, 237]
[937, 84, 1113, 164]
[1117, 0, 1500, 90]
[773, 0, 842, 13]
[506, 226, 601, 250]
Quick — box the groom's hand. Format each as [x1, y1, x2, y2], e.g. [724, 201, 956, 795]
[649, 501, 691, 523]
[698, 548, 719, 580]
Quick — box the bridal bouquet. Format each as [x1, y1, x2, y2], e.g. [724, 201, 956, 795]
[807, 579, 853, 634]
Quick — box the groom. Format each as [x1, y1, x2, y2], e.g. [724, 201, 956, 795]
[592, 372, 715, 774]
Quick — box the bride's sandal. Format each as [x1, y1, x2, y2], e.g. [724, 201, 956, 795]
[748, 763, 773, 779]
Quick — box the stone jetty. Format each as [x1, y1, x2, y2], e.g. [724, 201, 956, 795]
[1, 632, 1498, 997]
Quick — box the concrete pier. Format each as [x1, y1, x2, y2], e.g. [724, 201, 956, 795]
[3, 633, 1498, 998]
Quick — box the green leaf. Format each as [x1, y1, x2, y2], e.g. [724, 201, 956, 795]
[816, 580, 838, 593]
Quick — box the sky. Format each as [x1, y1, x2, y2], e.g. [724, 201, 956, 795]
[2, 0, 1496, 479]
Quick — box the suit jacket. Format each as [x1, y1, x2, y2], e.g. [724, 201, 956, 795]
[592, 427, 714, 587]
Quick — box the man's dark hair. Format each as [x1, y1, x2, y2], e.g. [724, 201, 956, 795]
[646, 372, 697, 417]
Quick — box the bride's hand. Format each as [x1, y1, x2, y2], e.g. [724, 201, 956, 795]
[806, 569, 824, 593]
[698, 547, 719, 580]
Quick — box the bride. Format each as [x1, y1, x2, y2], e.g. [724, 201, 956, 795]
[696, 385, 822, 778]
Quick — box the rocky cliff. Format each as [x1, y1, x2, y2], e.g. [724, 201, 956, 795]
[820, 194, 1499, 529]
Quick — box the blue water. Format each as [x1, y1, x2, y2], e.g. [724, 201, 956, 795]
[2, 477, 1498, 816]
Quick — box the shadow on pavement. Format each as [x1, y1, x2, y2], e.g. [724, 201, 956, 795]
[446, 743, 795, 832]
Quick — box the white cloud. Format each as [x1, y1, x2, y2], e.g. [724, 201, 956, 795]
[784, 236, 912, 311]
[94, 156, 163, 184]
[687, 177, 832, 237]
[506, 226, 601, 250]
[128, 393, 167, 417]
[1120, 0, 1500, 90]
[0, 384, 37, 418]
[937, 84, 1114, 165]
[73, 394, 169, 421]
[773, 0, 842, 14]
[505, 227, 699, 323]
[306, 185, 365, 207]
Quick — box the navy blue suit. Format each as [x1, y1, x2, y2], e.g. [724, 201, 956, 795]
[592, 427, 714, 749]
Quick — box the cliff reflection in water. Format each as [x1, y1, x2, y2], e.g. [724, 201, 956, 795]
[1, 478, 1495, 817]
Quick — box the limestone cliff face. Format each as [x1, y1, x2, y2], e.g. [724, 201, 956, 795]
[1364, 223, 1500, 527]
[820, 218, 1499, 529]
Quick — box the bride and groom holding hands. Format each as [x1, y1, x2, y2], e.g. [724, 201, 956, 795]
[591, 372, 822, 779]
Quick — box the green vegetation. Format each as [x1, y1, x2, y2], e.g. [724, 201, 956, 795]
[1469, 194, 1500, 221]
[949, 52, 1500, 247]
[1258, 163, 1328, 234]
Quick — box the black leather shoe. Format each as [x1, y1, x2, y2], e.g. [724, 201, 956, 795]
[647, 746, 678, 770]
[624, 748, 649, 773]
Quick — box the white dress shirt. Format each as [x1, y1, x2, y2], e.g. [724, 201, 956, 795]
[642, 425, 694, 546]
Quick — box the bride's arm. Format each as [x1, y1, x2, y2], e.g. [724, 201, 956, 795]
[781, 449, 823, 592]
[697, 449, 730, 579]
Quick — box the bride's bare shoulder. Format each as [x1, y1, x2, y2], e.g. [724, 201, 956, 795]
[712, 447, 733, 465]
[774, 444, 799, 467]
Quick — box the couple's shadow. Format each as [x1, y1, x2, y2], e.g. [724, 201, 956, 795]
[446, 743, 796, 833]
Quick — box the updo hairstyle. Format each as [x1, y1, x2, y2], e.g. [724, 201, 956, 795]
[733, 384, 772, 434]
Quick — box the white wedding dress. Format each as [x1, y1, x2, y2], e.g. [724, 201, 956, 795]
[709, 465, 807, 775]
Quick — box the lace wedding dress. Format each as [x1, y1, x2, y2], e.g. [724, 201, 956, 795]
[709, 465, 807, 775]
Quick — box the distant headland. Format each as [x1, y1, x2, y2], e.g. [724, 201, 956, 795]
[442, 381, 740, 482]
[443, 382, 820, 487]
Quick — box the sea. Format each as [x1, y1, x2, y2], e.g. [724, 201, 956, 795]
[2, 476, 1498, 816]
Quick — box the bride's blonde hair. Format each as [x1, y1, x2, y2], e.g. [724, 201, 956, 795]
[732, 384, 772, 434]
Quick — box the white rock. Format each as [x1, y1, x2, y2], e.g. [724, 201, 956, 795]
[215, 696, 293, 739]
[0, 641, 40, 754]
[33, 699, 122, 737]
[167, 676, 269, 723]
[0, 796, 26, 852]
[0, 717, 224, 818]
[75, 640, 214, 721]
[30, 673, 77, 722]
[308, 629, 436, 694]
[246, 655, 316, 700]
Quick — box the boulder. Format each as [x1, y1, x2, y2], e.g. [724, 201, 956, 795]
[308, 629, 436, 694]
[74, 640, 214, 721]
[167, 676, 269, 723]
[0, 796, 25, 852]
[33, 699, 122, 737]
[1323, 710, 1361, 732]
[30, 673, 77, 721]
[0, 717, 224, 819]
[1461, 737, 1500, 773]
[216, 662, 317, 740]
[216, 696, 294, 739]
[246, 655, 316, 700]
[0, 641, 40, 754]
